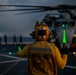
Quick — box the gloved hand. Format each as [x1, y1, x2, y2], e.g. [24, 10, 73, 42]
[61, 48, 70, 54]
[60, 46, 70, 54]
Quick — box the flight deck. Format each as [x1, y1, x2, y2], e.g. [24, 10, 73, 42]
[0, 43, 76, 75]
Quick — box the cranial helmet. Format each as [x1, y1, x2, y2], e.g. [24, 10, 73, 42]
[35, 22, 49, 41]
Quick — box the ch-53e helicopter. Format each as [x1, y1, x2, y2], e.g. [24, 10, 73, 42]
[0, 4, 76, 54]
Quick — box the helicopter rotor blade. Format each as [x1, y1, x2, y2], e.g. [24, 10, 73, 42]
[0, 4, 76, 13]
[0, 4, 76, 9]
[0, 8, 44, 12]
[0, 4, 56, 11]
[14, 10, 46, 15]
[0, 7, 61, 12]
[0, 4, 53, 8]
[57, 4, 76, 11]
[57, 4, 76, 8]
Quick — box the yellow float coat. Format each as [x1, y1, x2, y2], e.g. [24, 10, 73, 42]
[17, 41, 68, 75]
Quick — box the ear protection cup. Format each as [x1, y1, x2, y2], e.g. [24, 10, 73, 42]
[29, 31, 36, 39]
[49, 31, 52, 38]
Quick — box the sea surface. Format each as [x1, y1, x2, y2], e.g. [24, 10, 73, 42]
[0, 36, 35, 43]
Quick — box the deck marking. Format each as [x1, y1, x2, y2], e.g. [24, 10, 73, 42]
[66, 65, 76, 69]
[1, 60, 20, 75]
[0, 53, 27, 60]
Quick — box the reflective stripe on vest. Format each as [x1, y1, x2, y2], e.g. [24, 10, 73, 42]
[29, 47, 51, 52]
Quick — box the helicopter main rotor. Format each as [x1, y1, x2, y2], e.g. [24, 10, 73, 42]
[0, 4, 76, 13]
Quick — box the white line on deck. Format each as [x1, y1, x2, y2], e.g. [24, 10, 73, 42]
[0, 53, 76, 69]
[66, 65, 76, 69]
[0, 59, 26, 64]
[0, 53, 27, 60]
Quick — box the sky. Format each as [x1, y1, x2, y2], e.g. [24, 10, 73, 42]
[0, 0, 76, 37]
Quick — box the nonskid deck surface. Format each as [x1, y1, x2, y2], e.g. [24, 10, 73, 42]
[0, 53, 28, 75]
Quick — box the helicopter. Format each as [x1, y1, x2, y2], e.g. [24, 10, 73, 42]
[0, 4, 76, 54]
[41, 7, 76, 54]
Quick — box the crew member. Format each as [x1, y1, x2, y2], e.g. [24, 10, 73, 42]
[17, 22, 68, 75]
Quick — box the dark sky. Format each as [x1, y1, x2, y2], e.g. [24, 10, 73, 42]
[0, 0, 76, 37]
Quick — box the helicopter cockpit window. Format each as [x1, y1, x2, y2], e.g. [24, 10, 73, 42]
[62, 22, 68, 27]
[69, 22, 75, 26]
[55, 21, 75, 27]
[55, 22, 61, 27]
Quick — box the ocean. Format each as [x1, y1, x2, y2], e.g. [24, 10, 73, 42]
[0, 36, 35, 43]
